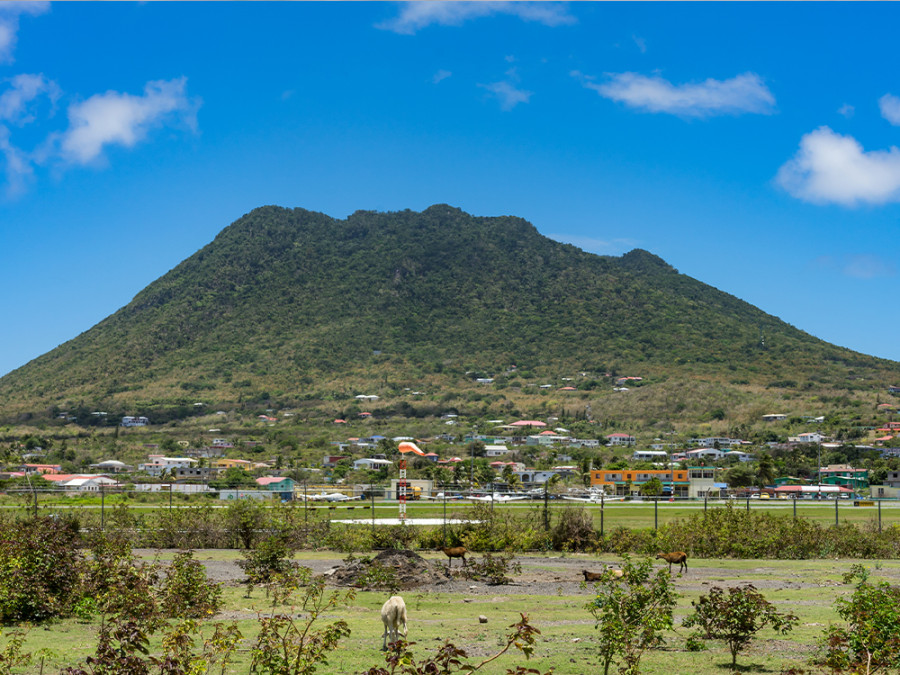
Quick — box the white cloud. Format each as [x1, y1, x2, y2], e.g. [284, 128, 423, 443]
[0, 2, 49, 63]
[479, 80, 532, 111]
[0, 124, 31, 196]
[377, 1, 575, 35]
[57, 77, 199, 165]
[811, 253, 896, 279]
[0, 73, 60, 124]
[879, 93, 900, 126]
[776, 126, 900, 206]
[837, 103, 854, 118]
[843, 254, 896, 279]
[578, 71, 775, 117]
[433, 69, 452, 84]
[632, 35, 647, 54]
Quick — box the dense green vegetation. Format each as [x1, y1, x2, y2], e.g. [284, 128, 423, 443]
[0, 204, 897, 421]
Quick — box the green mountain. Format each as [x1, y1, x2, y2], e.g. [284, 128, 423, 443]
[1, 204, 896, 419]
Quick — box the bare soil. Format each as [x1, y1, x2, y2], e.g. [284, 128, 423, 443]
[139, 549, 865, 595]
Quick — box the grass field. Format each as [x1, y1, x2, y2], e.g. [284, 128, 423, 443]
[11, 496, 900, 531]
[6, 552, 893, 674]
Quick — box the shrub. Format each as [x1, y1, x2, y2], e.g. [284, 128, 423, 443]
[225, 499, 268, 549]
[82, 530, 162, 628]
[550, 507, 597, 552]
[250, 575, 354, 675]
[238, 534, 297, 595]
[816, 564, 900, 673]
[467, 553, 522, 585]
[683, 584, 798, 667]
[585, 556, 678, 675]
[365, 613, 549, 675]
[159, 550, 223, 619]
[0, 516, 83, 623]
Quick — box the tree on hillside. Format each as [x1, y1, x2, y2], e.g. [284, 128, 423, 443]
[725, 464, 755, 489]
[466, 440, 486, 458]
[756, 454, 776, 488]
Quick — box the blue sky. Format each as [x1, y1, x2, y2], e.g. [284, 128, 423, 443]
[1, 1, 899, 378]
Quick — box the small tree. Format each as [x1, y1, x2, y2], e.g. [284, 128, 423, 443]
[365, 613, 549, 675]
[817, 564, 900, 674]
[683, 584, 797, 668]
[584, 556, 678, 675]
[639, 477, 663, 497]
[250, 574, 354, 675]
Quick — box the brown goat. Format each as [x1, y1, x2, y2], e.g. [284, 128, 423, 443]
[656, 551, 688, 574]
[440, 546, 467, 568]
[582, 568, 623, 582]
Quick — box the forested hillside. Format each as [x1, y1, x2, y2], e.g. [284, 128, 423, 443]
[0, 204, 896, 419]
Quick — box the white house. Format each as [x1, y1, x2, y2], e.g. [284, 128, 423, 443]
[90, 460, 131, 473]
[689, 437, 743, 448]
[723, 450, 753, 462]
[788, 432, 828, 443]
[606, 433, 636, 447]
[485, 444, 510, 457]
[762, 413, 788, 422]
[121, 416, 150, 427]
[139, 456, 197, 477]
[60, 476, 119, 491]
[632, 450, 668, 462]
[352, 458, 393, 471]
[685, 448, 725, 461]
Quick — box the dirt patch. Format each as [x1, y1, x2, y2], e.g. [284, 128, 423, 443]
[327, 549, 453, 589]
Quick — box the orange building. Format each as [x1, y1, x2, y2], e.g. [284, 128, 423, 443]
[590, 469, 689, 497]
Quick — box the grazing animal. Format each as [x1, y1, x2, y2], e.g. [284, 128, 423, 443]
[582, 568, 623, 582]
[440, 546, 467, 568]
[656, 551, 688, 574]
[380, 595, 408, 650]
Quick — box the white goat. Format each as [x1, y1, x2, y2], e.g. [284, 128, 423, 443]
[380, 595, 408, 650]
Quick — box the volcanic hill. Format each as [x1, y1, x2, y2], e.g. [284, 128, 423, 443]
[0, 204, 896, 420]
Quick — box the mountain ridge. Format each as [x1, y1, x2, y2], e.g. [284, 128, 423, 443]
[0, 204, 896, 419]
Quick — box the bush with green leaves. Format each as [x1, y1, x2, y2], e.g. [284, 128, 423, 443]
[250, 574, 355, 675]
[61, 618, 242, 675]
[225, 498, 268, 549]
[550, 506, 597, 552]
[159, 550, 223, 619]
[816, 564, 900, 673]
[683, 584, 798, 668]
[584, 556, 678, 675]
[238, 533, 298, 596]
[364, 613, 550, 675]
[467, 553, 522, 585]
[0, 516, 83, 623]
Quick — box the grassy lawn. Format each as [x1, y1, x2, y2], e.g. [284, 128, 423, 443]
[9, 554, 896, 674]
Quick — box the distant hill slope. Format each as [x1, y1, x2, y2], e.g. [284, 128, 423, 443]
[0, 204, 896, 416]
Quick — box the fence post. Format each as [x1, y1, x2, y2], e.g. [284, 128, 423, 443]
[101, 485, 105, 531]
[443, 491, 447, 546]
[835, 496, 839, 526]
[793, 495, 797, 520]
[371, 490, 376, 537]
[543, 487, 549, 531]
[654, 497, 658, 530]
[746, 495, 750, 512]
[878, 499, 882, 533]
[600, 493, 604, 537]
[704, 495, 707, 513]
